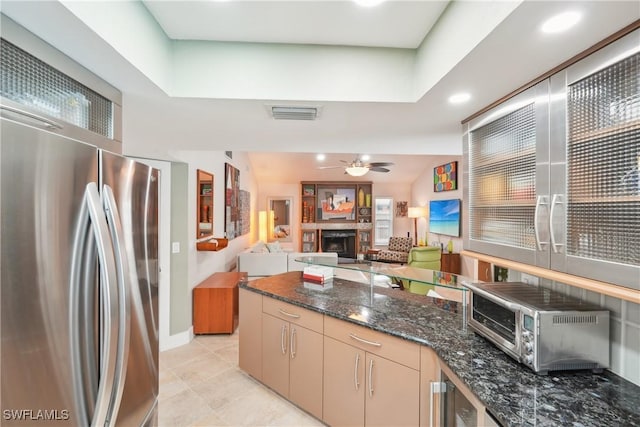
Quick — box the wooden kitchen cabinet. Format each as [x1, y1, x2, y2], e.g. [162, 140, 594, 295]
[193, 272, 245, 334]
[261, 298, 324, 420]
[323, 336, 366, 426]
[440, 253, 461, 274]
[420, 346, 440, 427]
[323, 316, 420, 427]
[239, 288, 262, 380]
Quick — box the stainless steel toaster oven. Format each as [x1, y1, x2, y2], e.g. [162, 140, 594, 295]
[465, 281, 609, 375]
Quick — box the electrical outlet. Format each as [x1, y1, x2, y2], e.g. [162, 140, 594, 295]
[521, 273, 539, 286]
[172, 242, 180, 254]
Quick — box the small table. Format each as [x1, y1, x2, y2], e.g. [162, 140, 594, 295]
[366, 249, 380, 261]
[193, 272, 247, 334]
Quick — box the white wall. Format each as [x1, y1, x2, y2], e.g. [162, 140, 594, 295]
[169, 151, 258, 284]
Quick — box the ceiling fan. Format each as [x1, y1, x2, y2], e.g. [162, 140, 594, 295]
[318, 158, 394, 176]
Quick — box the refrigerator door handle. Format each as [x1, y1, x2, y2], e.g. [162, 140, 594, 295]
[70, 187, 96, 424]
[84, 182, 120, 427]
[102, 184, 132, 425]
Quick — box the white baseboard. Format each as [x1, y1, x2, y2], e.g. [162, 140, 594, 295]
[160, 326, 194, 352]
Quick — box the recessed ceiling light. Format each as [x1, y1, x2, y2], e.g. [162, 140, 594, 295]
[353, 0, 386, 7]
[360, 154, 370, 161]
[541, 11, 581, 34]
[448, 93, 471, 104]
[316, 154, 326, 161]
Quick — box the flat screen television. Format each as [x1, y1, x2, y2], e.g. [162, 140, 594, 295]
[429, 199, 461, 237]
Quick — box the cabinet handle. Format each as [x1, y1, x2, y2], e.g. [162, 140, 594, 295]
[290, 327, 297, 359]
[279, 308, 301, 319]
[368, 359, 374, 397]
[549, 194, 565, 254]
[429, 381, 445, 427]
[280, 324, 288, 355]
[349, 333, 382, 347]
[354, 353, 360, 390]
[534, 195, 549, 251]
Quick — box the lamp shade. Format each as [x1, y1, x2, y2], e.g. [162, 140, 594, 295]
[345, 166, 369, 176]
[258, 210, 268, 242]
[408, 206, 428, 218]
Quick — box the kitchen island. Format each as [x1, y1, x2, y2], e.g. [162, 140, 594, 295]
[239, 271, 640, 426]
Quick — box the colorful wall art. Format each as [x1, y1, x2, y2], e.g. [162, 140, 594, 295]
[239, 189, 250, 236]
[434, 161, 458, 192]
[225, 163, 241, 239]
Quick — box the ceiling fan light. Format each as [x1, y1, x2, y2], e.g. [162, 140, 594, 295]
[345, 166, 369, 176]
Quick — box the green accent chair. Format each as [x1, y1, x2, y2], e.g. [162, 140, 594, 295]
[404, 246, 442, 293]
[408, 246, 442, 270]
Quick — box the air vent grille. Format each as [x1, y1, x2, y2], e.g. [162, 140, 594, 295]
[553, 314, 597, 325]
[271, 106, 318, 120]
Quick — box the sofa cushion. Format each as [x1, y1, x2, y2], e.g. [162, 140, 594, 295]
[266, 241, 284, 253]
[251, 241, 269, 253]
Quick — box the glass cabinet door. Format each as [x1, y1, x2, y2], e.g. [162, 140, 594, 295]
[465, 81, 550, 267]
[550, 30, 640, 289]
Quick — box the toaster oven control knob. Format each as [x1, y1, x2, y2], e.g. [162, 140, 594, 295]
[524, 354, 534, 365]
[524, 342, 534, 352]
[522, 330, 531, 340]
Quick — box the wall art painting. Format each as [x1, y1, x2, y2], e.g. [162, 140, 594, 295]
[434, 161, 458, 192]
[225, 163, 241, 239]
[395, 201, 408, 217]
[317, 186, 356, 220]
[239, 189, 250, 236]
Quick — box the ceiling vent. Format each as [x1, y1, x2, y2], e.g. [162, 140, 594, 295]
[270, 106, 318, 120]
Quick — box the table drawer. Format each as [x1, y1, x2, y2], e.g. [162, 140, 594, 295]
[262, 297, 323, 333]
[324, 315, 420, 370]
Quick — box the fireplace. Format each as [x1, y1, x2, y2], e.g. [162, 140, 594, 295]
[321, 230, 356, 259]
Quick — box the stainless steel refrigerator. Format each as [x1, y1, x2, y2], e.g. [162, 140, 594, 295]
[1, 106, 159, 426]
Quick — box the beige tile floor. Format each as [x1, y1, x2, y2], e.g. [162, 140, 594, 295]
[159, 330, 325, 427]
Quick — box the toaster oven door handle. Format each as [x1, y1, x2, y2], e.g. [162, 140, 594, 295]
[464, 283, 521, 312]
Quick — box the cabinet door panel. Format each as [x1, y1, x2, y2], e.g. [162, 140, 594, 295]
[262, 314, 290, 397]
[239, 289, 262, 380]
[289, 326, 323, 420]
[324, 315, 420, 370]
[365, 353, 420, 427]
[323, 336, 365, 427]
[263, 297, 324, 333]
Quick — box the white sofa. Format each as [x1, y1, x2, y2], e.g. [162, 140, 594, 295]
[237, 241, 337, 277]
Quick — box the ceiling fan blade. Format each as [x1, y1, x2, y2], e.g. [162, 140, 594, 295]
[369, 167, 390, 173]
[317, 165, 343, 169]
[367, 162, 394, 167]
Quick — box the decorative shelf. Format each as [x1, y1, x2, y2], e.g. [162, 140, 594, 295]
[196, 237, 229, 251]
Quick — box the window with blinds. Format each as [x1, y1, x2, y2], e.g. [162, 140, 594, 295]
[0, 38, 114, 139]
[566, 52, 640, 266]
[469, 103, 537, 249]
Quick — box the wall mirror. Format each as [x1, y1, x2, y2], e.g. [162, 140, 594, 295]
[267, 197, 293, 242]
[197, 169, 214, 238]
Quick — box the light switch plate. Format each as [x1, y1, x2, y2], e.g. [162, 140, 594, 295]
[172, 242, 180, 253]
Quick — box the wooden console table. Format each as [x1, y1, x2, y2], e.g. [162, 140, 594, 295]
[193, 272, 247, 334]
[441, 253, 461, 275]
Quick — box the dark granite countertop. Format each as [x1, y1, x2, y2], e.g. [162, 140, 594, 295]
[240, 271, 640, 427]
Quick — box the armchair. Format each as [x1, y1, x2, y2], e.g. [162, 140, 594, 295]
[404, 246, 442, 294]
[377, 236, 413, 264]
[407, 246, 442, 270]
